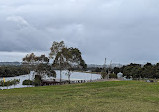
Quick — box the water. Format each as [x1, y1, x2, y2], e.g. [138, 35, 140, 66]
[0, 71, 101, 90]
[55, 71, 101, 81]
[0, 71, 35, 90]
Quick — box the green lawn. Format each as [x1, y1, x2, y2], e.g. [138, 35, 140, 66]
[0, 81, 159, 112]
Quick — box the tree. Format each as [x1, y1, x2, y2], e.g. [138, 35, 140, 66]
[123, 63, 142, 78]
[154, 63, 159, 78]
[65, 47, 87, 83]
[23, 53, 36, 65]
[49, 41, 65, 83]
[113, 67, 120, 75]
[23, 54, 56, 83]
[141, 63, 155, 78]
[49, 41, 87, 84]
[49, 41, 65, 59]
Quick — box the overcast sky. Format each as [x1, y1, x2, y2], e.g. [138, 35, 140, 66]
[0, 0, 159, 64]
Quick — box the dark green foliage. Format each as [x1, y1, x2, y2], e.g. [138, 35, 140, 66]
[33, 79, 41, 86]
[118, 63, 159, 79]
[154, 63, 159, 78]
[123, 63, 142, 78]
[109, 73, 117, 78]
[113, 67, 120, 74]
[35, 64, 56, 78]
[22, 75, 42, 86]
[22, 80, 34, 85]
[34, 75, 42, 81]
[0, 79, 20, 86]
[33, 75, 42, 86]
[92, 67, 102, 72]
[0, 66, 30, 77]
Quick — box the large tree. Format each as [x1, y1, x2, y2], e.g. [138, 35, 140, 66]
[49, 41, 87, 83]
[65, 47, 87, 83]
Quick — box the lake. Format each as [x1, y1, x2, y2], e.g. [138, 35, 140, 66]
[0, 71, 101, 90]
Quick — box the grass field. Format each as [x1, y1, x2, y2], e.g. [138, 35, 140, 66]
[0, 81, 159, 112]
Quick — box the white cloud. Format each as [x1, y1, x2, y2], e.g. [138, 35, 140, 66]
[6, 16, 29, 26]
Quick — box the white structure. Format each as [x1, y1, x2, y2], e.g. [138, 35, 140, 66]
[117, 72, 133, 80]
[117, 72, 123, 79]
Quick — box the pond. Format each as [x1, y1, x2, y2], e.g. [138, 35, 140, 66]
[0, 71, 101, 90]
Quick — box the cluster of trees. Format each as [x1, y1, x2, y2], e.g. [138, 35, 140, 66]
[118, 63, 159, 79]
[88, 62, 159, 79]
[23, 41, 87, 83]
[0, 66, 30, 77]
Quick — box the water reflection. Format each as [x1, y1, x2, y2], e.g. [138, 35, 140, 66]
[0, 71, 101, 90]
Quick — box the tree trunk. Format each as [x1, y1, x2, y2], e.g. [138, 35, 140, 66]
[60, 69, 62, 85]
[68, 74, 70, 84]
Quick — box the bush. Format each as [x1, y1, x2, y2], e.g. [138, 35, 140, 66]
[34, 79, 41, 86]
[109, 73, 117, 78]
[0, 79, 20, 87]
[22, 75, 42, 86]
[22, 80, 34, 85]
[33, 75, 42, 86]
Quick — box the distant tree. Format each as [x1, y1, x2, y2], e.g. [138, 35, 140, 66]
[141, 63, 155, 78]
[109, 73, 117, 78]
[23, 54, 56, 80]
[154, 63, 159, 78]
[123, 63, 142, 78]
[23, 53, 36, 65]
[113, 67, 120, 75]
[92, 67, 102, 72]
[0, 66, 29, 77]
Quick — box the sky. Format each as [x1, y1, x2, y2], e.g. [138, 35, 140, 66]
[0, 0, 159, 65]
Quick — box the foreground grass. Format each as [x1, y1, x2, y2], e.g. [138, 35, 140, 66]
[0, 81, 159, 112]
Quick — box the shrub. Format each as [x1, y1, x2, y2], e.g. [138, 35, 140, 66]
[109, 73, 117, 78]
[22, 75, 42, 86]
[22, 80, 34, 85]
[0, 79, 20, 87]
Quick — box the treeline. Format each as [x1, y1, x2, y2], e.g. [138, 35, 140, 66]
[0, 66, 30, 77]
[120, 63, 159, 79]
[89, 62, 159, 79]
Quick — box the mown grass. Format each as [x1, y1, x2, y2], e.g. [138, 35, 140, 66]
[0, 81, 159, 112]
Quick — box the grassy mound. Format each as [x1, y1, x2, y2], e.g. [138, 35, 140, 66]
[0, 81, 159, 112]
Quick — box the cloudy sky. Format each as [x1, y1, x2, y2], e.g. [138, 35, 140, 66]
[0, 0, 159, 64]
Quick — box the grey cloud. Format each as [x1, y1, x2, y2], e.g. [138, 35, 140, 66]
[0, 0, 159, 64]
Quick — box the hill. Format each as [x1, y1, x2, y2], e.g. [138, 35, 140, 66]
[0, 81, 159, 112]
